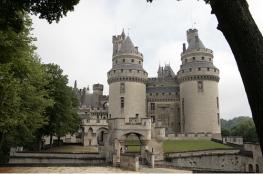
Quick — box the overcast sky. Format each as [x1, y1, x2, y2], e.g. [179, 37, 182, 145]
[31, 0, 263, 120]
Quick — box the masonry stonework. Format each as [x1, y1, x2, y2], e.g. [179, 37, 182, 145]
[73, 28, 222, 148]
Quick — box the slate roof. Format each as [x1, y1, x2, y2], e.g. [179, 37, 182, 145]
[119, 36, 136, 53]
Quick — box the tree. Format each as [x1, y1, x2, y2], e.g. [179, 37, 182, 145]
[0, 15, 52, 162]
[0, 0, 80, 32]
[41, 64, 79, 147]
[231, 120, 258, 142]
[221, 117, 258, 142]
[147, 0, 263, 154]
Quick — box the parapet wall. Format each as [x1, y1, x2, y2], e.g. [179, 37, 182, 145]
[120, 154, 139, 171]
[163, 148, 263, 172]
[9, 150, 106, 165]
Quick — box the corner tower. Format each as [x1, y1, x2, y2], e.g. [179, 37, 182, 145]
[108, 31, 148, 122]
[178, 29, 221, 135]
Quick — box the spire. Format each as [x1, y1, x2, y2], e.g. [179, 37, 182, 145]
[121, 28, 125, 39]
[74, 80, 77, 89]
[186, 29, 205, 50]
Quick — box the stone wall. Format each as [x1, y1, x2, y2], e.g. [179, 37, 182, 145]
[109, 82, 146, 122]
[179, 80, 220, 134]
[119, 154, 139, 171]
[164, 149, 241, 172]
[242, 143, 263, 172]
[163, 146, 263, 172]
[9, 150, 106, 165]
[165, 154, 242, 172]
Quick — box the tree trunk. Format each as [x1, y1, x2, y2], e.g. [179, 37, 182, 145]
[50, 134, 53, 148]
[0, 132, 5, 150]
[58, 136, 61, 146]
[210, 0, 263, 154]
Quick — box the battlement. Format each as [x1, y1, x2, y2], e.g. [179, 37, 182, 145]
[93, 83, 103, 91]
[187, 28, 198, 35]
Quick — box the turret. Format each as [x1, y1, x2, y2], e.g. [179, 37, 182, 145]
[93, 83, 103, 95]
[108, 30, 148, 122]
[178, 29, 221, 136]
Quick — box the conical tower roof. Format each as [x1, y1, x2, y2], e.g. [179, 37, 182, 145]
[119, 36, 135, 53]
[186, 29, 205, 50]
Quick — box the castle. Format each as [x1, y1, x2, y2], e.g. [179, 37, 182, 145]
[74, 28, 221, 147]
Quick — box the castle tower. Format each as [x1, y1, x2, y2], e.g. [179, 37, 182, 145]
[93, 83, 103, 95]
[107, 31, 152, 165]
[178, 29, 221, 135]
[108, 31, 148, 122]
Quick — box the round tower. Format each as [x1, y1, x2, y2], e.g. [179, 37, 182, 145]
[108, 31, 148, 122]
[93, 83, 103, 95]
[178, 29, 221, 135]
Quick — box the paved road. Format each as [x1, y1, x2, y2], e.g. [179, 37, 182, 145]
[0, 166, 192, 173]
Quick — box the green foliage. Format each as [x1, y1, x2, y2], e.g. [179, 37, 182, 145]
[0, 0, 80, 32]
[221, 128, 230, 136]
[41, 64, 79, 142]
[0, 15, 53, 162]
[0, 13, 79, 162]
[221, 116, 252, 130]
[220, 116, 258, 142]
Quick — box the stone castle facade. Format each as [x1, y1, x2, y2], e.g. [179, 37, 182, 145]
[74, 28, 221, 146]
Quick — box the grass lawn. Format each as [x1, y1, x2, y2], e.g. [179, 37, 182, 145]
[124, 139, 232, 153]
[125, 140, 141, 152]
[163, 139, 233, 153]
[127, 146, 141, 152]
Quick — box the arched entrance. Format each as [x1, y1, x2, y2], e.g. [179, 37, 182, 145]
[87, 127, 93, 146]
[248, 164, 253, 172]
[97, 127, 109, 146]
[256, 164, 259, 173]
[123, 133, 143, 154]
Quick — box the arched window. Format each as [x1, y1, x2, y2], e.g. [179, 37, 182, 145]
[120, 83, 125, 93]
[197, 81, 204, 92]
